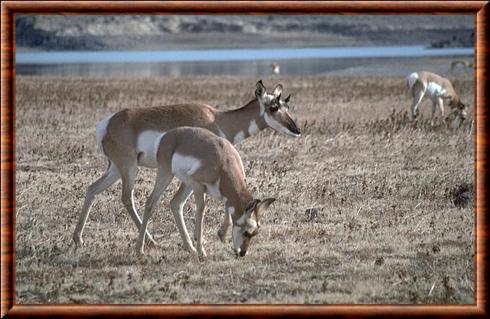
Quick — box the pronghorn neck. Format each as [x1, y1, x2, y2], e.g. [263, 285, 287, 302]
[228, 191, 254, 224]
[215, 99, 268, 145]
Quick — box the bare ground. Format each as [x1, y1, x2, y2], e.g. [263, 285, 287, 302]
[15, 71, 474, 304]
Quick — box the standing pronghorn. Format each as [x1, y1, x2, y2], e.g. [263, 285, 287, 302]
[73, 80, 300, 248]
[406, 71, 468, 127]
[270, 63, 280, 75]
[137, 127, 275, 257]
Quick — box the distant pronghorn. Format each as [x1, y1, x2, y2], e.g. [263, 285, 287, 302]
[450, 60, 473, 74]
[406, 71, 468, 127]
[136, 127, 275, 257]
[73, 80, 300, 248]
[270, 63, 280, 75]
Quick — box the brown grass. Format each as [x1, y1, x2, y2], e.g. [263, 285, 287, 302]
[15, 73, 474, 304]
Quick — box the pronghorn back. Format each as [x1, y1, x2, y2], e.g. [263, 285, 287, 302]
[157, 127, 249, 202]
[99, 104, 218, 168]
[406, 71, 456, 95]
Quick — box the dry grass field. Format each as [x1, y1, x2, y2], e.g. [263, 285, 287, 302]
[15, 72, 474, 304]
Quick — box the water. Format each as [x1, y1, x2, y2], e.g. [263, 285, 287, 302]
[16, 46, 473, 76]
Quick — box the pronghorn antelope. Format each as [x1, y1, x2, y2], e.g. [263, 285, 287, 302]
[405, 71, 468, 127]
[137, 127, 275, 257]
[73, 80, 300, 248]
[450, 60, 473, 74]
[270, 63, 280, 75]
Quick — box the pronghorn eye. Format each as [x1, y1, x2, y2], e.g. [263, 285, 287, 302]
[270, 102, 280, 112]
[243, 229, 258, 238]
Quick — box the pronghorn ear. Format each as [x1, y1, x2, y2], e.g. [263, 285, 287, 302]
[284, 94, 291, 103]
[245, 199, 260, 213]
[255, 80, 266, 98]
[254, 198, 276, 220]
[273, 84, 283, 97]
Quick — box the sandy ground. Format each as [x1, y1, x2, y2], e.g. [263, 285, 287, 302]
[15, 63, 474, 304]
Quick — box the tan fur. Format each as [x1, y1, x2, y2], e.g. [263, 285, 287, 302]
[73, 81, 298, 248]
[136, 127, 274, 257]
[407, 71, 467, 126]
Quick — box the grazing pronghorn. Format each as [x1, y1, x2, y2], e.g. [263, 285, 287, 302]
[270, 63, 280, 75]
[73, 80, 300, 248]
[450, 60, 473, 74]
[405, 71, 468, 127]
[137, 127, 275, 257]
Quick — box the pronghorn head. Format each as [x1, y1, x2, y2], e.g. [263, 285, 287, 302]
[255, 80, 301, 137]
[232, 198, 275, 257]
[453, 100, 468, 121]
[447, 98, 468, 127]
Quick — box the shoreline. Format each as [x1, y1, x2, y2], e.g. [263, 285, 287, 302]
[16, 55, 475, 78]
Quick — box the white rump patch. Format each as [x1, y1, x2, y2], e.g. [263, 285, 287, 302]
[95, 113, 115, 155]
[248, 120, 259, 136]
[204, 178, 223, 200]
[426, 82, 446, 98]
[233, 130, 246, 144]
[136, 130, 166, 168]
[406, 72, 419, 89]
[171, 153, 202, 183]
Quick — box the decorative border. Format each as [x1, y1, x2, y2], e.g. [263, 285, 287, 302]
[1, 1, 488, 318]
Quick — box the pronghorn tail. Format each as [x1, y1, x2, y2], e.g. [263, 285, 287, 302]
[95, 113, 115, 155]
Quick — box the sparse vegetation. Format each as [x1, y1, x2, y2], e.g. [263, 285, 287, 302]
[15, 72, 474, 304]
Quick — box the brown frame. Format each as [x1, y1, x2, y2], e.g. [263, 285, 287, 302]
[1, 1, 488, 317]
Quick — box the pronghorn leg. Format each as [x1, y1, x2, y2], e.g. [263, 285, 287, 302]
[170, 183, 196, 254]
[193, 187, 207, 258]
[217, 210, 232, 243]
[430, 101, 437, 126]
[436, 97, 446, 126]
[73, 162, 120, 247]
[410, 82, 425, 120]
[119, 162, 157, 247]
[137, 168, 173, 254]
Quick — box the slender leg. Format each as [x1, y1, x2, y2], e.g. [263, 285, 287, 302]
[218, 209, 232, 243]
[436, 97, 446, 126]
[411, 85, 425, 120]
[193, 188, 207, 257]
[119, 163, 157, 246]
[137, 168, 173, 254]
[430, 101, 437, 126]
[170, 183, 196, 254]
[73, 162, 120, 247]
